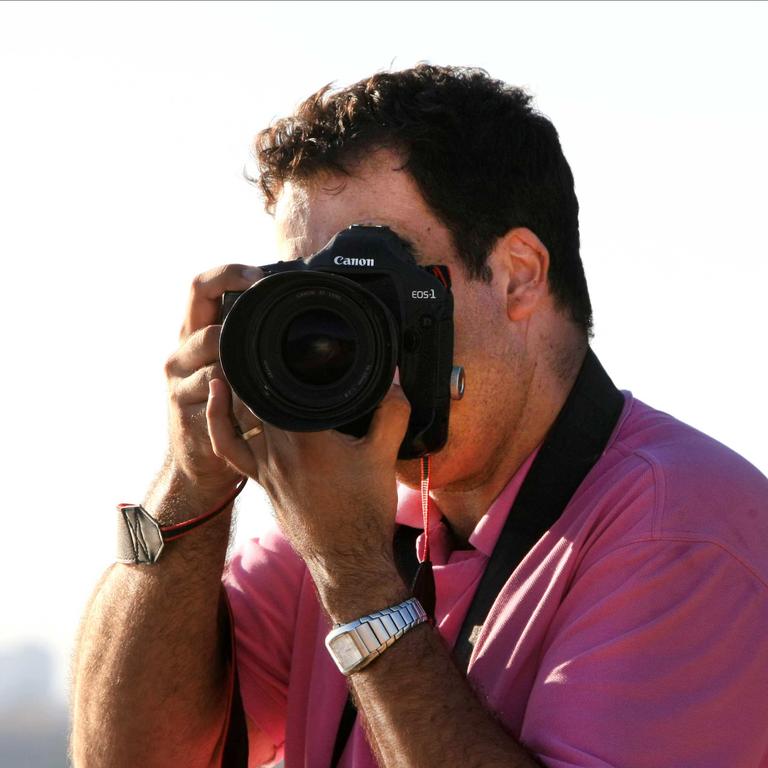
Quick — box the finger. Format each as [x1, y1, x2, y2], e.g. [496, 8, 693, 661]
[231, 391, 264, 432]
[207, 377, 260, 474]
[181, 264, 263, 341]
[166, 325, 222, 379]
[172, 362, 224, 406]
[366, 382, 411, 458]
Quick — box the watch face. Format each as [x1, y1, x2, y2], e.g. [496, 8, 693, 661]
[327, 632, 364, 673]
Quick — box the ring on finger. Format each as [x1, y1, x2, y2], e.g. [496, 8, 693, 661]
[236, 422, 264, 441]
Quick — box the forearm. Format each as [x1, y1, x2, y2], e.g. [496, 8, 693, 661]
[322, 576, 542, 768]
[71, 479, 234, 768]
[353, 625, 541, 767]
[206, 373, 541, 764]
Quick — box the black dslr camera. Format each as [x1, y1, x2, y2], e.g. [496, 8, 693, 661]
[219, 225, 460, 459]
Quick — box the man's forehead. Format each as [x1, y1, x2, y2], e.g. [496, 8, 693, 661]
[272, 166, 451, 265]
[273, 181, 314, 260]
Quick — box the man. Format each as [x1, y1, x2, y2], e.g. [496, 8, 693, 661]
[71, 65, 768, 767]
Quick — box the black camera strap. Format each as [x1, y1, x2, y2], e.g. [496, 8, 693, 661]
[328, 348, 624, 767]
[219, 587, 250, 767]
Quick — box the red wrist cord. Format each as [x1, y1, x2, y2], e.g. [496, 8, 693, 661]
[161, 476, 248, 541]
[118, 475, 249, 543]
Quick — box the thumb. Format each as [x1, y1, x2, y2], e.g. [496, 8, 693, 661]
[367, 381, 411, 457]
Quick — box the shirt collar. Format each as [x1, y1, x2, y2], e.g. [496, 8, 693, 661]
[395, 445, 540, 558]
[468, 446, 540, 556]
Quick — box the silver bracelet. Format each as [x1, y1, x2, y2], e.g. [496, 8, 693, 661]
[325, 597, 428, 675]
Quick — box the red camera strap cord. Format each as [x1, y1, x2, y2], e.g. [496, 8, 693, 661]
[412, 454, 436, 623]
[420, 454, 433, 561]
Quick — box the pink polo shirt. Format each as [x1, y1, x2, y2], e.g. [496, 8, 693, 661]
[222, 392, 768, 768]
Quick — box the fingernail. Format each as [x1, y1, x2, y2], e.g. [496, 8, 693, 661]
[393, 367, 401, 386]
[241, 266, 262, 283]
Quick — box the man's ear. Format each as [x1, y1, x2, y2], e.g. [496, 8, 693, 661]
[492, 227, 550, 322]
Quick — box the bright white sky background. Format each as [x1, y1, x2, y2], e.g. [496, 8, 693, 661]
[0, 1, 766, 705]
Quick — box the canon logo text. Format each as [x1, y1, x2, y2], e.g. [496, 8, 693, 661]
[333, 255, 375, 267]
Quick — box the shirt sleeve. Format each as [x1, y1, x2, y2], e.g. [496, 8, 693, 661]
[222, 526, 307, 754]
[520, 538, 768, 768]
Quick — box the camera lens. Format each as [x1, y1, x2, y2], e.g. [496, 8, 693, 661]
[282, 309, 357, 386]
[219, 271, 398, 432]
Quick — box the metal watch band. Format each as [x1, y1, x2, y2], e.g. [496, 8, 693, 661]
[325, 597, 428, 676]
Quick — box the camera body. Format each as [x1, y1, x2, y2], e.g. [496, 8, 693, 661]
[219, 225, 455, 459]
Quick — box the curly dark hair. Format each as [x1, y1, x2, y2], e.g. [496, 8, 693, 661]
[251, 64, 593, 336]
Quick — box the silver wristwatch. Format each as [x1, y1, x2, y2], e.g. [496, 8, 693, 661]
[325, 597, 428, 675]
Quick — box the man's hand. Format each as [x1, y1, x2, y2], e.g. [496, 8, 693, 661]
[71, 264, 280, 768]
[208, 374, 543, 768]
[155, 263, 263, 514]
[206, 376, 412, 620]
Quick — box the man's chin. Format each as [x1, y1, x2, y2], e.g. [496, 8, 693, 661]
[394, 459, 422, 489]
[395, 451, 453, 489]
